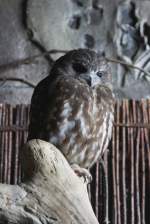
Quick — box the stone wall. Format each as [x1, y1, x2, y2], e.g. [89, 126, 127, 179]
[0, 0, 150, 104]
[0, 0, 50, 104]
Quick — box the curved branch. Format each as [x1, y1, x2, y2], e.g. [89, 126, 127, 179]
[0, 77, 35, 88]
[0, 49, 68, 72]
[0, 139, 99, 224]
[105, 57, 150, 77]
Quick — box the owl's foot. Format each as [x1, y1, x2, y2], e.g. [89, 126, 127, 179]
[71, 164, 92, 184]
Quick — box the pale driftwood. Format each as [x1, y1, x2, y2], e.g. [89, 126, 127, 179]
[0, 139, 99, 224]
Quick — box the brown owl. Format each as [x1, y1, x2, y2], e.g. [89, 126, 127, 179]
[28, 49, 114, 181]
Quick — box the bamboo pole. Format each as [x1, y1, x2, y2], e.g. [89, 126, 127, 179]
[18, 105, 25, 183]
[116, 102, 121, 224]
[7, 105, 13, 184]
[103, 151, 109, 224]
[4, 104, 8, 183]
[95, 162, 99, 218]
[2, 105, 4, 182]
[141, 122, 145, 224]
[141, 100, 148, 224]
[148, 99, 150, 121]
[112, 124, 117, 224]
[14, 105, 20, 184]
[99, 160, 103, 223]
[0, 104, 4, 182]
[130, 100, 135, 224]
[122, 100, 127, 224]
[135, 102, 141, 224]
[143, 100, 150, 186]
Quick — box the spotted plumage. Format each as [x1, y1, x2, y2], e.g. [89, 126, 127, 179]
[28, 49, 114, 176]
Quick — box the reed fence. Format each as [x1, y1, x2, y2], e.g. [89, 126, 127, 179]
[0, 100, 150, 224]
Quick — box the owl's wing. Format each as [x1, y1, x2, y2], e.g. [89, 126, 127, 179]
[95, 86, 114, 156]
[28, 75, 91, 141]
[28, 76, 51, 140]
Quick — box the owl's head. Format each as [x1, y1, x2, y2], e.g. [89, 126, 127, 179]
[50, 49, 112, 89]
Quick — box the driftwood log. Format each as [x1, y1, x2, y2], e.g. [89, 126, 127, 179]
[0, 139, 99, 224]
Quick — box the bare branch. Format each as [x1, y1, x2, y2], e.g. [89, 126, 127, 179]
[0, 77, 35, 88]
[105, 57, 150, 77]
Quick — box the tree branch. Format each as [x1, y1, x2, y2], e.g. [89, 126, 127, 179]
[0, 77, 35, 88]
[105, 57, 150, 77]
[0, 139, 99, 224]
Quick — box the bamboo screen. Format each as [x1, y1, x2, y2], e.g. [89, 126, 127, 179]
[0, 100, 150, 224]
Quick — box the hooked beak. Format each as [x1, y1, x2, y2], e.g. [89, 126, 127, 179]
[80, 72, 101, 87]
[83, 75, 92, 86]
[80, 73, 91, 86]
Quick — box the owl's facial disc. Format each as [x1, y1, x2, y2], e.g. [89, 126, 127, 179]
[72, 59, 111, 88]
[90, 70, 103, 87]
[80, 70, 105, 87]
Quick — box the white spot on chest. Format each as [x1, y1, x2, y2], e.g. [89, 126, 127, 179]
[75, 104, 89, 136]
[98, 111, 114, 155]
[107, 112, 114, 140]
[50, 101, 75, 144]
[60, 102, 72, 117]
[59, 118, 75, 139]
[92, 89, 98, 116]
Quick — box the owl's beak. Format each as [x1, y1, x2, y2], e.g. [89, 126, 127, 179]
[90, 73, 101, 87]
[80, 73, 92, 86]
[81, 72, 102, 87]
[83, 76, 92, 86]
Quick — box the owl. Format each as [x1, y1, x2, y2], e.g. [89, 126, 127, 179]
[28, 49, 114, 181]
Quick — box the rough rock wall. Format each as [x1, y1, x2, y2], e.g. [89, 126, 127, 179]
[0, 0, 50, 104]
[0, 0, 150, 104]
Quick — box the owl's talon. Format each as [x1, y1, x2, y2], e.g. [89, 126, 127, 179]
[71, 164, 92, 184]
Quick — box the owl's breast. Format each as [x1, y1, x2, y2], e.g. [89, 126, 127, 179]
[46, 80, 114, 169]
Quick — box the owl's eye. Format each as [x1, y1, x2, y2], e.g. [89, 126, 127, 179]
[96, 71, 104, 78]
[72, 63, 87, 73]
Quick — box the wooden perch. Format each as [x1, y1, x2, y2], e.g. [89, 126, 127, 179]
[0, 139, 99, 224]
